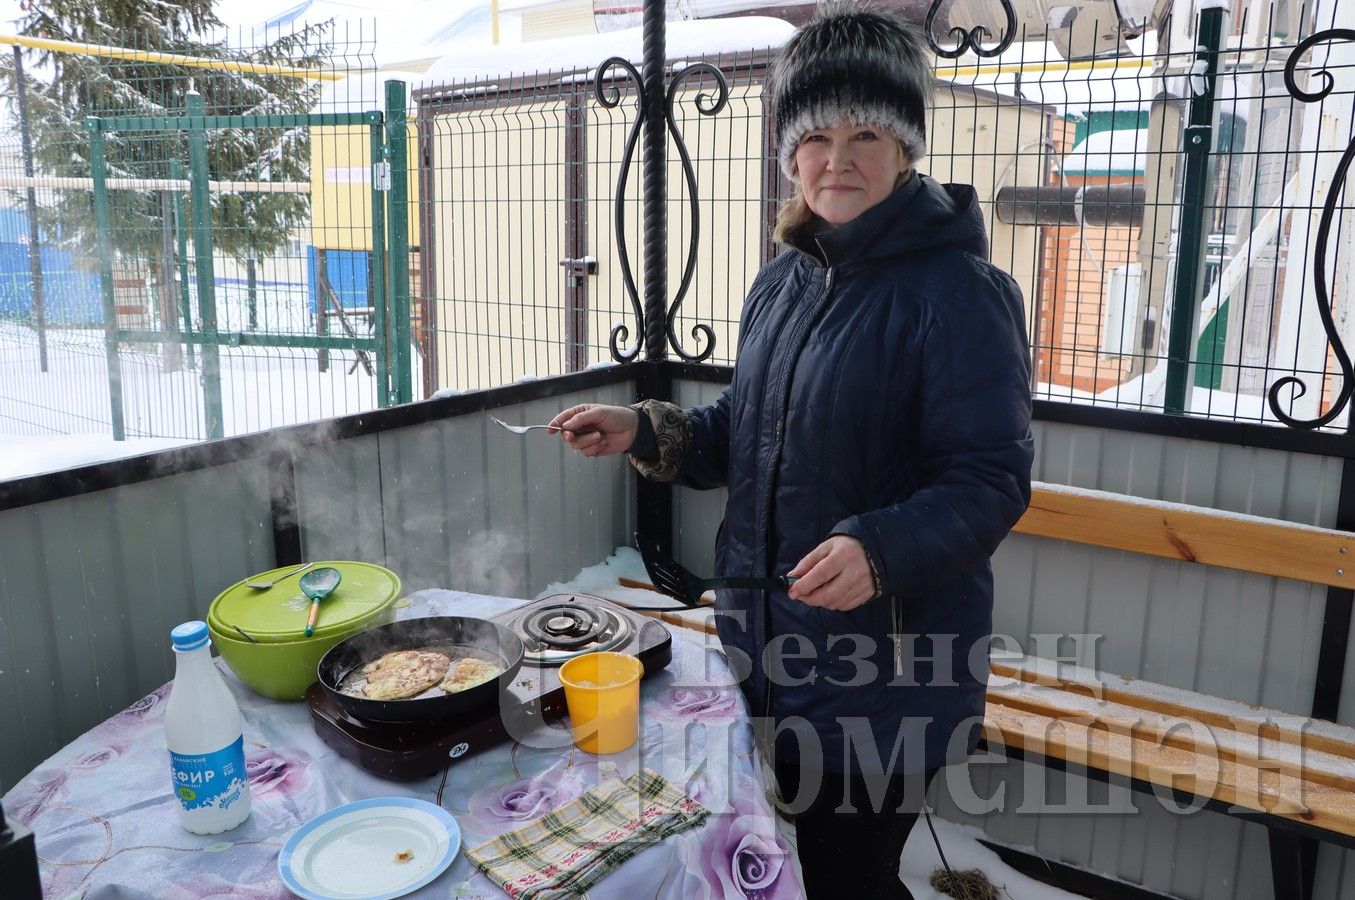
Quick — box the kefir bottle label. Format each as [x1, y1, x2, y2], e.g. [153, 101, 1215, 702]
[170, 735, 248, 813]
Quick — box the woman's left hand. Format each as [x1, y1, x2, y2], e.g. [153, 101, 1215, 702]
[787, 535, 878, 611]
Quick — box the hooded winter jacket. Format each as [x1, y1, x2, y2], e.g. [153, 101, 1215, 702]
[637, 171, 1033, 775]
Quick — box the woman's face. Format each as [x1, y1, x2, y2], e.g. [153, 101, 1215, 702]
[794, 120, 910, 227]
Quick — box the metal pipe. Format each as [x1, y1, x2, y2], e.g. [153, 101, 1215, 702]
[13, 46, 46, 372]
[0, 175, 308, 192]
[641, 0, 667, 361]
[994, 184, 1145, 227]
[0, 33, 339, 80]
[564, 91, 589, 372]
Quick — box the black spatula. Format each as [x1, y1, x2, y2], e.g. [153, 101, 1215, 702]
[629, 531, 797, 610]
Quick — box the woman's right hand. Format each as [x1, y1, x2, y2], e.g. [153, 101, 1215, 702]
[549, 404, 640, 457]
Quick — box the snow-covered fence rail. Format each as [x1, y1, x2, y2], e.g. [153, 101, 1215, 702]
[0, 176, 309, 193]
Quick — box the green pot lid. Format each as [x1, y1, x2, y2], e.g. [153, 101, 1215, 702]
[208, 561, 401, 642]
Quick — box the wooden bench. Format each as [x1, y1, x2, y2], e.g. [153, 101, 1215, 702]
[983, 483, 1355, 899]
[629, 482, 1355, 899]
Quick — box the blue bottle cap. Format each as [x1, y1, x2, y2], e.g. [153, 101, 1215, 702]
[171, 620, 211, 652]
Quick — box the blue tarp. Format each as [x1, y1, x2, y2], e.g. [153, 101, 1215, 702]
[306, 246, 372, 315]
[0, 240, 104, 326]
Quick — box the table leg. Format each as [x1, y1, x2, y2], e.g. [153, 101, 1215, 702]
[1268, 827, 1316, 900]
[0, 801, 42, 900]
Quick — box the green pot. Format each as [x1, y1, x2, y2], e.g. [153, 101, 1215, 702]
[207, 561, 400, 701]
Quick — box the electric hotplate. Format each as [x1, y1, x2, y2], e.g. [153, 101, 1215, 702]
[306, 593, 673, 780]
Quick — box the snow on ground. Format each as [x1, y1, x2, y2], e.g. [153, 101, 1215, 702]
[1, 276, 424, 479]
[897, 815, 1092, 900]
[0, 433, 191, 480]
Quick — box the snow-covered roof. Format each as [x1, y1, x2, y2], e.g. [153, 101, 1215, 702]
[418, 16, 793, 84]
[313, 69, 424, 112]
[1060, 126, 1150, 176]
[504, 0, 811, 12]
[227, 0, 489, 69]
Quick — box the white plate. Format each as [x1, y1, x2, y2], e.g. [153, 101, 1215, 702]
[278, 797, 461, 900]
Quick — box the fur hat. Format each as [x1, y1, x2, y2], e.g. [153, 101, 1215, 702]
[769, 3, 934, 180]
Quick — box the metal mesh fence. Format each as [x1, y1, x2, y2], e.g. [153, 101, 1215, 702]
[413, 50, 769, 392]
[0, 23, 384, 441]
[2, 2, 1353, 448]
[954, 2, 1354, 431]
[410, 2, 1354, 433]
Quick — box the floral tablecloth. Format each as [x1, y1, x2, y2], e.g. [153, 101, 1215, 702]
[3, 590, 804, 900]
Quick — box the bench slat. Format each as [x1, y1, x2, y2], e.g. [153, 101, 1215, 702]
[983, 703, 1355, 838]
[1014, 484, 1354, 589]
[987, 686, 1355, 796]
[990, 660, 1355, 764]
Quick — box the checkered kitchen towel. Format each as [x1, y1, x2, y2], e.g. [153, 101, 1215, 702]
[466, 768, 709, 899]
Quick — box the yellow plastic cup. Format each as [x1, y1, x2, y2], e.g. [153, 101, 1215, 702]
[558, 651, 645, 754]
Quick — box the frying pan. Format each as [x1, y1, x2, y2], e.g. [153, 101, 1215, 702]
[317, 616, 525, 723]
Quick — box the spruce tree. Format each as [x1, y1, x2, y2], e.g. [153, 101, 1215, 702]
[1, 0, 330, 262]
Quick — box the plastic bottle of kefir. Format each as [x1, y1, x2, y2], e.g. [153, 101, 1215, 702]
[165, 621, 252, 834]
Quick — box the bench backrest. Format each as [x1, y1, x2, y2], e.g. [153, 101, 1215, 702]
[1016, 482, 1352, 589]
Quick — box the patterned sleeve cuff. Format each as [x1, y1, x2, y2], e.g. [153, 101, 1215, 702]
[627, 399, 692, 482]
[832, 529, 884, 602]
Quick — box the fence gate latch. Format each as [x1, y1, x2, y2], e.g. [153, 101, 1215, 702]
[373, 161, 392, 191]
[559, 256, 597, 287]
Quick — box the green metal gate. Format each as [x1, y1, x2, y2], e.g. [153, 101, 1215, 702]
[87, 80, 413, 441]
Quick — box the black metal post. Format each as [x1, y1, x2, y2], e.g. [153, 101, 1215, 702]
[641, 0, 667, 361]
[0, 801, 43, 900]
[14, 46, 48, 373]
[1164, 5, 1226, 414]
[268, 452, 302, 566]
[1268, 829, 1316, 900]
[635, 362, 674, 553]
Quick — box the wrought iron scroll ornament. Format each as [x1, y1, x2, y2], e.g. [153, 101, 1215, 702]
[1267, 29, 1355, 430]
[924, 0, 1017, 59]
[593, 57, 729, 363]
[663, 62, 727, 361]
[593, 57, 647, 363]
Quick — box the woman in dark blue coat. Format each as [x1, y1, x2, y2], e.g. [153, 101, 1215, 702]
[553, 6, 1033, 896]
